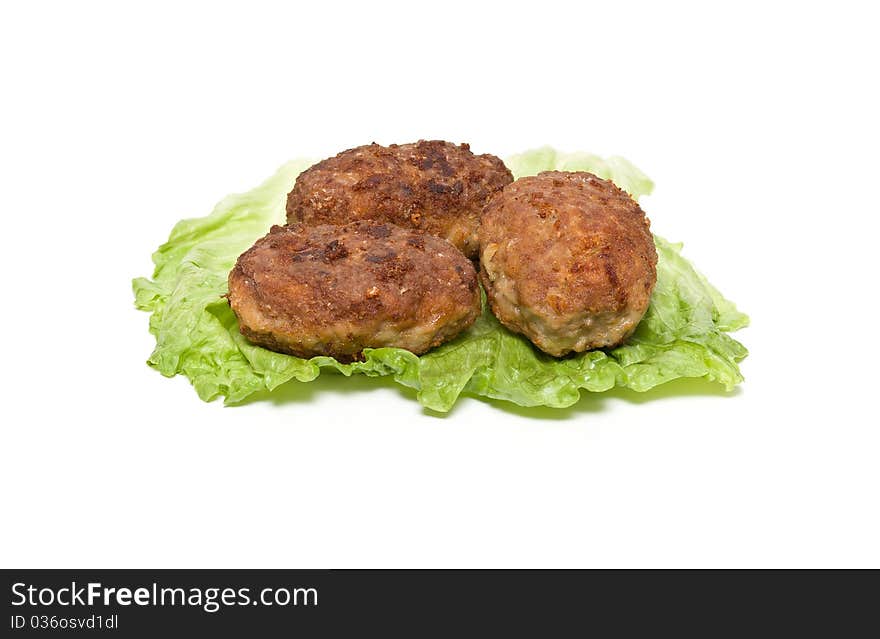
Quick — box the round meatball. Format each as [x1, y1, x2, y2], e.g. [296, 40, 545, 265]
[286, 140, 513, 259]
[479, 171, 657, 356]
[228, 222, 480, 361]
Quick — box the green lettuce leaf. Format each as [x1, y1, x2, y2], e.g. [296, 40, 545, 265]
[133, 148, 748, 412]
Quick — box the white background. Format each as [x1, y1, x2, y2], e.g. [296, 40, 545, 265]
[1, 1, 878, 567]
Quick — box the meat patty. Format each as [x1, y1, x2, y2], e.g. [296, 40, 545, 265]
[286, 140, 513, 259]
[227, 222, 481, 361]
[479, 171, 657, 356]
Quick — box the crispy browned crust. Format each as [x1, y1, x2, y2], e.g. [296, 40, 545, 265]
[286, 140, 513, 258]
[479, 171, 658, 356]
[227, 222, 480, 361]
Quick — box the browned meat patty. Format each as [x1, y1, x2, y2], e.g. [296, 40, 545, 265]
[479, 171, 657, 356]
[227, 222, 481, 361]
[286, 140, 513, 259]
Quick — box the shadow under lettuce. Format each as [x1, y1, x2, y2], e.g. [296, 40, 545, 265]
[234, 370, 741, 420]
[470, 376, 742, 420]
[232, 370, 420, 408]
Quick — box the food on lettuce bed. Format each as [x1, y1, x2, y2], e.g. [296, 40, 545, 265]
[132, 148, 748, 412]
